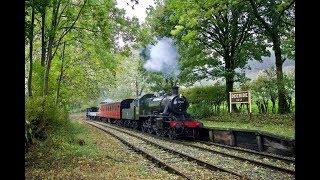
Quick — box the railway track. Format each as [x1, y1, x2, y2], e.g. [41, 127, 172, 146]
[92, 120, 295, 174]
[191, 140, 295, 163]
[113, 124, 295, 171]
[177, 141, 295, 174]
[85, 120, 243, 180]
[87, 120, 295, 179]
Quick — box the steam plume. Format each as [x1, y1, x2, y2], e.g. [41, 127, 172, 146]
[143, 37, 180, 79]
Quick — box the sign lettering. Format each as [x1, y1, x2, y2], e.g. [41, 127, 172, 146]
[229, 91, 252, 113]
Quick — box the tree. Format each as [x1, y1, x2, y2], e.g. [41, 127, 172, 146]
[55, 41, 66, 105]
[250, 74, 271, 114]
[43, 0, 88, 96]
[26, 0, 36, 97]
[152, 0, 269, 112]
[284, 68, 295, 111]
[248, 0, 295, 113]
[263, 67, 278, 113]
[25, 0, 139, 110]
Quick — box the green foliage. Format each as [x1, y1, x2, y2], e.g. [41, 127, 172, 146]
[145, 0, 270, 101]
[25, 0, 141, 112]
[181, 84, 226, 117]
[181, 84, 225, 105]
[107, 55, 152, 100]
[187, 103, 215, 119]
[246, 67, 295, 113]
[25, 95, 69, 151]
[25, 119, 103, 174]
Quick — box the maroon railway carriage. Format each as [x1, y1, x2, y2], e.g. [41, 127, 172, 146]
[97, 99, 134, 123]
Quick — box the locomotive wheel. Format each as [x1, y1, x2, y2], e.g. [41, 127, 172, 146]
[142, 121, 149, 133]
[147, 127, 153, 134]
[155, 128, 163, 137]
[142, 125, 146, 133]
[168, 129, 177, 140]
[132, 121, 138, 130]
[192, 129, 199, 140]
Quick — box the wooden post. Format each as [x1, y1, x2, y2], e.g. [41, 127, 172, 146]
[230, 131, 236, 146]
[248, 91, 252, 113]
[256, 133, 264, 151]
[209, 130, 214, 142]
[248, 91, 252, 119]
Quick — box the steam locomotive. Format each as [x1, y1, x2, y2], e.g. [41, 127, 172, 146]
[86, 86, 203, 139]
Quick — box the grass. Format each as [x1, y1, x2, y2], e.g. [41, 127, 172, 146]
[25, 114, 180, 179]
[200, 120, 294, 139]
[199, 113, 295, 139]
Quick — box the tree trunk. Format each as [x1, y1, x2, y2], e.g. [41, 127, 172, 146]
[28, 6, 35, 97]
[287, 96, 292, 111]
[226, 70, 238, 112]
[43, 1, 60, 96]
[139, 85, 144, 96]
[41, 8, 46, 67]
[263, 99, 268, 113]
[224, 52, 239, 113]
[43, 37, 54, 96]
[56, 42, 66, 105]
[256, 101, 261, 113]
[271, 98, 276, 113]
[135, 79, 139, 97]
[273, 35, 290, 114]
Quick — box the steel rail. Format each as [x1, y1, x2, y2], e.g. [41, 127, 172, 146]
[93, 120, 294, 175]
[198, 140, 295, 163]
[86, 120, 245, 180]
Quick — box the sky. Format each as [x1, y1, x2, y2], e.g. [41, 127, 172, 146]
[245, 52, 295, 79]
[116, 0, 155, 24]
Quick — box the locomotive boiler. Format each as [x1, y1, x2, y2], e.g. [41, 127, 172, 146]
[128, 86, 202, 139]
[145, 86, 189, 116]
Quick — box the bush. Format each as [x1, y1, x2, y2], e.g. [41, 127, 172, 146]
[188, 103, 214, 119]
[25, 95, 69, 152]
[181, 84, 226, 118]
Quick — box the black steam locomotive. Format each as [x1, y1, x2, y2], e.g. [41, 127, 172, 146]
[87, 86, 203, 139]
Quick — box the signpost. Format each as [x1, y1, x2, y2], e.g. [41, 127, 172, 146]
[229, 91, 252, 114]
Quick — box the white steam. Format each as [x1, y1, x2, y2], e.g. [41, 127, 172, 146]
[143, 37, 180, 79]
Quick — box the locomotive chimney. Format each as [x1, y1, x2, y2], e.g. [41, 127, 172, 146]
[172, 85, 179, 96]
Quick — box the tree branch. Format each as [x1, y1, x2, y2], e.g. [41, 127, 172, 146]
[275, 0, 295, 26]
[53, 0, 87, 48]
[57, 3, 69, 25]
[248, 0, 273, 34]
[234, 19, 251, 50]
[61, 26, 100, 33]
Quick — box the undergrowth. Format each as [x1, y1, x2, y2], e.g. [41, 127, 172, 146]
[25, 119, 100, 170]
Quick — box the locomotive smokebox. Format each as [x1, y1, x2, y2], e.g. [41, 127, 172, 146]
[172, 85, 179, 96]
